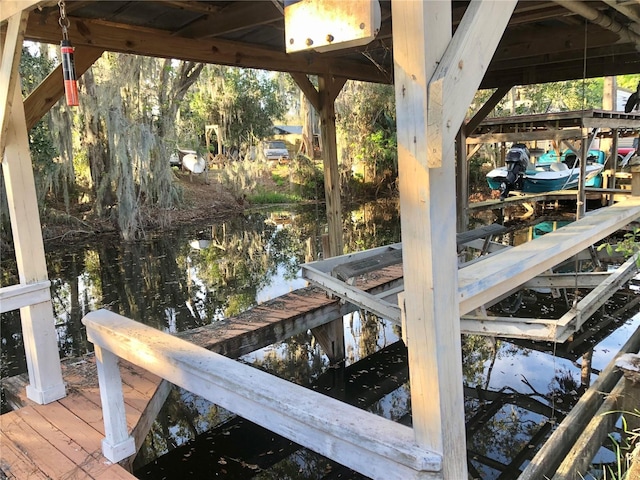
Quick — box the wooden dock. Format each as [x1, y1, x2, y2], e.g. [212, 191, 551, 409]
[1, 270, 403, 479]
[1, 358, 146, 479]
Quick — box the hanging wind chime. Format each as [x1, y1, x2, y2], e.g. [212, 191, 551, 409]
[58, 1, 79, 106]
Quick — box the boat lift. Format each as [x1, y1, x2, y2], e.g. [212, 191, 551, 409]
[301, 197, 640, 342]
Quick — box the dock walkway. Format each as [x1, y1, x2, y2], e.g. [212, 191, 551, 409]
[1, 269, 402, 479]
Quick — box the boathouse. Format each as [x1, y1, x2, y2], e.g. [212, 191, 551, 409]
[2, 1, 640, 479]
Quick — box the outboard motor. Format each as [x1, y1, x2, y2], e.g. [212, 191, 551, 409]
[500, 143, 530, 200]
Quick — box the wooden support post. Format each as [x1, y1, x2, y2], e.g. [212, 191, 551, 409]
[93, 345, 136, 463]
[318, 74, 346, 258]
[455, 128, 468, 233]
[609, 129, 619, 205]
[577, 133, 588, 219]
[0, 10, 28, 158]
[291, 73, 347, 363]
[632, 164, 640, 196]
[392, 1, 515, 477]
[2, 66, 65, 403]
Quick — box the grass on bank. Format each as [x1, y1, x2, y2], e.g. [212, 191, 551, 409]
[247, 190, 302, 204]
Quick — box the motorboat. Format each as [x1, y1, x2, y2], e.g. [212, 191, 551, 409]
[486, 145, 605, 199]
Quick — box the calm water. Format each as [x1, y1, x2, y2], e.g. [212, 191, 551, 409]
[1, 200, 638, 479]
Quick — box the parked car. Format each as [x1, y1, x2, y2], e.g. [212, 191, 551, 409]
[262, 140, 290, 162]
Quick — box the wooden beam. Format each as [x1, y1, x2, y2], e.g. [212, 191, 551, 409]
[176, 1, 281, 39]
[519, 325, 640, 480]
[553, 376, 628, 478]
[0, 1, 50, 23]
[427, 1, 517, 168]
[455, 128, 468, 232]
[3, 79, 65, 404]
[465, 85, 512, 136]
[318, 74, 344, 258]
[23, 46, 103, 130]
[289, 72, 320, 112]
[0, 281, 51, 313]
[24, 14, 389, 84]
[0, 10, 28, 158]
[458, 196, 640, 316]
[84, 310, 443, 479]
[466, 127, 585, 145]
[391, 1, 467, 478]
[556, 252, 639, 338]
[312, 74, 347, 364]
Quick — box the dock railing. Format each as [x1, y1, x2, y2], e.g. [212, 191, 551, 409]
[82, 309, 443, 480]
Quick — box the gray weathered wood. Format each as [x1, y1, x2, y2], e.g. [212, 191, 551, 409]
[3, 76, 65, 404]
[519, 324, 640, 480]
[0, 281, 51, 313]
[0, 10, 28, 158]
[459, 196, 640, 315]
[94, 345, 136, 463]
[83, 310, 442, 479]
[556, 252, 639, 336]
[552, 377, 627, 479]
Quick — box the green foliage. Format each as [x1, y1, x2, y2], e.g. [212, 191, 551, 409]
[289, 154, 324, 200]
[618, 74, 640, 92]
[247, 191, 301, 204]
[271, 173, 286, 187]
[597, 227, 640, 267]
[185, 66, 286, 151]
[337, 81, 397, 185]
[596, 410, 640, 480]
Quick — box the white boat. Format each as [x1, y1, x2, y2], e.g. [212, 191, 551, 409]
[177, 148, 206, 174]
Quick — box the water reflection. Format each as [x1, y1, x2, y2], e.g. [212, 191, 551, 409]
[1, 200, 639, 479]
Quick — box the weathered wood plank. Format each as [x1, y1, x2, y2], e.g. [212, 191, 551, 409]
[15, 405, 132, 479]
[519, 324, 640, 480]
[552, 377, 627, 480]
[178, 277, 403, 357]
[0, 281, 50, 313]
[459, 197, 640, 315]
[522, 272, 612, 289]
[0, 10, 28, 157]
[556, 253, 639, 339]
[0, 432, 50, 479]
[58, 391, 106, 434]
[84, 310, 442, 479]
[1, 410, 83, 479]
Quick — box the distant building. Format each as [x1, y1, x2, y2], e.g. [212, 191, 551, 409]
[273, 125, 303, 135]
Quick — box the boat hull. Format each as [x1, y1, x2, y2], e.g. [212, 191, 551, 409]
[181, 153, 206, 174]
[487, 150, 605, 193]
